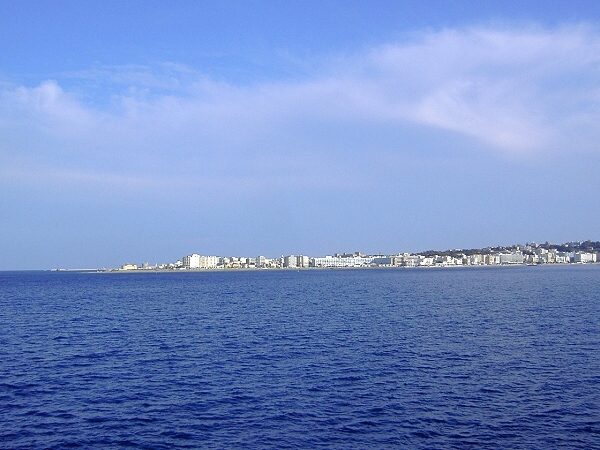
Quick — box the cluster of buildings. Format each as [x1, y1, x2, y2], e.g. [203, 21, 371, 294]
[117, 242, 600, 271]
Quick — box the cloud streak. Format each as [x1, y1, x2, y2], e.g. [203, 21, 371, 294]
[2, 24, 600, 191]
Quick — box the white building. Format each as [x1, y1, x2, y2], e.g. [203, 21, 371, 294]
[434, 255, 454, 266]
[183, 254, 218, 269]
[420, 256, 435, 266]
[499, 252, 524, 265]
[372, 256, 393, 266]
[296, 255, 310, 268]
[391, 255, 405, 266]
[544, 251, 556, 264]
[312, 255, 374, 268]
[183, 254, 201, 268]
[201, 255, 219, 268]
[227, 257, 245, 268]
[484, 254, 500, 265]
[524, 254, 540, 265]
[283, 255, 297, 268]
[573, 252, 595, 263]
[467, 254, 484, 265]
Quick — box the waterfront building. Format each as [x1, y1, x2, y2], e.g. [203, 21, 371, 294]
[183, 254, 218, 269]
[403, 255, 420, 267]
[420, 256, 435, 266]
[372, 256, 393, 266]
[256, 256, 266, 268]
[391, 255, 405, 266]
[312, 255, 374, 268]
[499, 252, 524, 265]
[284, 255, 297, 268]
[296, 255, 310, 268]
[484, 254, 500, 265]
[264, 258, 277, 268]
[573, 252, 595, 263]
[467, 254, 484, 265]
[201, 256, 219, 268]
[435, 255, 453, 266]
[183, 254, 201, 269]
[545, 251, 556, 264]
[228, 257, 245, 268]
[120, 263, 138, 270]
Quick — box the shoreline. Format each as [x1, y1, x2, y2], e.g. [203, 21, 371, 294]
[65, 262, 600, 274]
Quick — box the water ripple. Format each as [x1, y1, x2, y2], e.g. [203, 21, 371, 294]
[0, 266, 599, 448]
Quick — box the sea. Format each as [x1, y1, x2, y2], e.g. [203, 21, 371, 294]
[0, 265, 598, 449]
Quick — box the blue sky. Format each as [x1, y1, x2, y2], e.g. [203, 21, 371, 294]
[1, 1, 600, 269]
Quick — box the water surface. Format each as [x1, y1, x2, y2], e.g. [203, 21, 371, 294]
[0, 266, 598, 448]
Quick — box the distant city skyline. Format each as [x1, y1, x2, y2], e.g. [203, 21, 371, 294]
[2, 1, 600, 270]
[101, 239, 600, 272]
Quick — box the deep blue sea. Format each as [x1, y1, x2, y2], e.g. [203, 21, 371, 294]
[1, 266, 599, 449]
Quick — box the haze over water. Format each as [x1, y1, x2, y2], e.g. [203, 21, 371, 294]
[1, 265, 598, 449]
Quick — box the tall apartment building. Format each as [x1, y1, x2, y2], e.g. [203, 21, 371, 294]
[296, 255, 310, 268]
[183, 254, 201, 268]
[283, 255, 297, 268]
[183, 254, 218, 269]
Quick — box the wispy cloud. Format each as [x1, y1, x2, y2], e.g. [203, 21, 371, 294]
[2, 24, 600, 191]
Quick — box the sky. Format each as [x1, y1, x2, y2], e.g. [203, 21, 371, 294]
[1, 1, 600, 269]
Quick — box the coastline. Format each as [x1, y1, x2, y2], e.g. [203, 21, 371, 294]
[81, 262, 599, 274]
